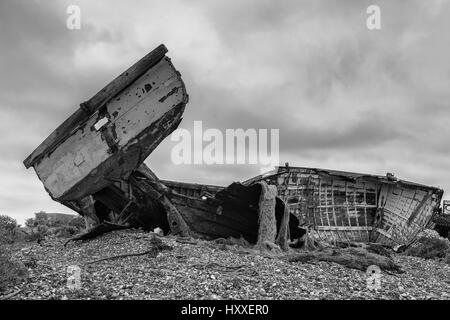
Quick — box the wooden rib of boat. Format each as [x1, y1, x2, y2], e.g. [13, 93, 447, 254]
[159, 166, 444, 247]
[242, 166, 444, 247]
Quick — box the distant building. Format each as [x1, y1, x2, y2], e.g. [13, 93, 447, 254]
[37, 212, 77, 224]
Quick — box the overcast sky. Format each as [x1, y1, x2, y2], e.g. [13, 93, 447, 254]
[1, 0, 449, 224]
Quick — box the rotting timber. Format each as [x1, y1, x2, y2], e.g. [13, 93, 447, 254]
[90, 164, 302, 248]
[159, 165, 444, 248]
[243, 166, 444, 248]
[23, 44, 298, 250]
[23, 44, 444, 249]
[23, 44, 186, 201]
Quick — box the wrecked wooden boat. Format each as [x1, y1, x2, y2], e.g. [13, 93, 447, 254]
[121, 164, 444, 248]
[242, 166, 444, 247]
[60, 162, 300, 250]
[23, 44, 188, 202]
[160, 166, 444, 247]
[80, 163, 301, 247]
[135, 165, 303, 244]
[22, 44, 295, 249]
[23, 44, 444, 249]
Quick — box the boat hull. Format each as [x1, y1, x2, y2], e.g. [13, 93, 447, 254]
[26, 54, 188, 201]
[244, 167, 443, 246]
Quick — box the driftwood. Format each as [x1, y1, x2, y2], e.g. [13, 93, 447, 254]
[0, 289, 22, 300]
[64, 221, 130, 247]
[84, 236, 172, 265]
[176, 237, 198, 245]
[333, 241, 395, 259]
[288, 247, 404, 273]
[191, 262, 246, 273]
[84, 250, 158, 265]
[365, 243, 394, 258]
[213, 236, 250, 247]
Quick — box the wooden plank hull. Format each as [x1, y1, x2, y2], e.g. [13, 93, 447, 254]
[87, 167, 297, 244]
[157, 179, 302, 243]
[25, 49, 188, 201]
[169, 183, 262, 242]
[23, 45, 169, 169]
[59, 163, 440, 248]
[244, 166, 443, 246]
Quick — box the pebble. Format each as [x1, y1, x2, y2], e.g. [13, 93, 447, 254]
[4, 230, 450, 300]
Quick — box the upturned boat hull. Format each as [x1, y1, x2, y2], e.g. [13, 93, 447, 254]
[23, 45, 188, 201]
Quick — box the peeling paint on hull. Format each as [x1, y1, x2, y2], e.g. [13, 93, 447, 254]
[161, 166, 443, 247]
[24, 47, 188, 201]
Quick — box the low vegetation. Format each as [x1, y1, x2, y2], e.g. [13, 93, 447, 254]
[0, 246, 28, 293]
[405, 230, 450, 264]
[0, 215, 25, 244]
[0, 212, 85, 293]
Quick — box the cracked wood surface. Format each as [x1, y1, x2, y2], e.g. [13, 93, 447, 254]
[25, 49, 187, 201]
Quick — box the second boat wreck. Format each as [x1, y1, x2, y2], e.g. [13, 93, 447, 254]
[23, 44, 444, 249]
[162, 165, 444, 248]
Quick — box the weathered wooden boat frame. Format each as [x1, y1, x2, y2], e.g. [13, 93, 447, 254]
[244, 166, 443, 247]
[22, 45, 444, 249]
[72, 164, 301, 247]
[23, 44, 188, 202]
